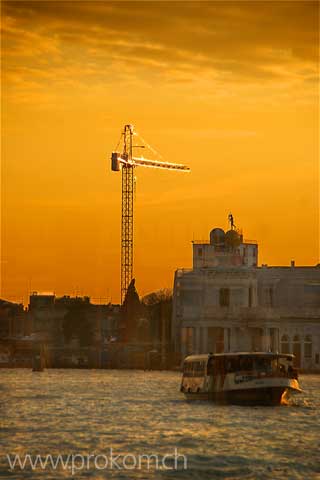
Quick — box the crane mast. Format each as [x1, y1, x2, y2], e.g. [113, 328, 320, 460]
[111, 124, 190, 304]
[121, 125, 134, 304]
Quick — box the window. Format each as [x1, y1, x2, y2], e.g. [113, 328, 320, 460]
[264, 287, 273, 307]
[292, 335, 301, 368]
[181, 290, 201, 306]
[219, 288, 230, 307]
[315, 354, 319, 365]
[198, 248, 203, 257]
[269, 288, 273, 307]
[304, 335, 312, 358]
[248, 287, 252, 307]
[281, 334, 290, 354]
[304, 285, 320, 307]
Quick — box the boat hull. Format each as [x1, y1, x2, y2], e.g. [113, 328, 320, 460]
[184, 386, 295, 405]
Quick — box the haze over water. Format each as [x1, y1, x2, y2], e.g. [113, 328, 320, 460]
[0, 370, 319, 479]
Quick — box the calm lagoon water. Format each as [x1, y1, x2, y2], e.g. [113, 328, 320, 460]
[0, 370, 319, 479]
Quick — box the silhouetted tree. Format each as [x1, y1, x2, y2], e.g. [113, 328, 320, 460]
[142, 289, 172, 346]
[142, 289, 172, 306]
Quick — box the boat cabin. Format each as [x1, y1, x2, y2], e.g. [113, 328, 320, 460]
[182, 352, 298, 379]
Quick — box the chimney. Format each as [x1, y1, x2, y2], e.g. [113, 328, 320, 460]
[291, 260, 295, 267]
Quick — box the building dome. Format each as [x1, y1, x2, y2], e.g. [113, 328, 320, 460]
[225, 229, 241, 249]
[210, 228, 225, 246]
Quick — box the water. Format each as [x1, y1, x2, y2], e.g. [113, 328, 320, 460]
[0, 370, 319, 479]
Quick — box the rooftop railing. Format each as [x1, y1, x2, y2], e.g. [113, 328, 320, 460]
[191, 239, 258, 245]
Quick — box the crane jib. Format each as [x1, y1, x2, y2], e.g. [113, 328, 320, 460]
[111, 152, 190, 172]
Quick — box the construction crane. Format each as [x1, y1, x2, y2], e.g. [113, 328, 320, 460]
[111, 124, 190, 304]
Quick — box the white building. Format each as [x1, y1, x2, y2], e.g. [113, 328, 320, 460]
[172, 223, 320, 371]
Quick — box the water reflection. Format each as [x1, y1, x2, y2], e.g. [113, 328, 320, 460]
[0, 370, 319, 479]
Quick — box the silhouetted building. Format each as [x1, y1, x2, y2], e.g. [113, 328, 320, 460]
[28, 292, 120, 345]
[0, 299, 29, 338]
[0, 299, 32, 367]
[28, 292, 62, 341]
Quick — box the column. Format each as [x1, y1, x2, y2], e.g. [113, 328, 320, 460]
[224, 328, 230, 352]
[300, 337, 304, 370]
[199, 327, 203, 353]
[202, 327, 208, 353]
[180, 328, 187, 359]
[194, 327, 201, 354]
[262, 327, 270, 351]
[230, 327, 237, 352]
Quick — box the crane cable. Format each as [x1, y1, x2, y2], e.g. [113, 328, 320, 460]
[113, 131, 123, 151]
[134, 130, 164, 161]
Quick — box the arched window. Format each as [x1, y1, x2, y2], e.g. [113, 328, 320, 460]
[292, 335, 301, 367]
[304, 335, 312, 358]
[281, 334, 290, 354]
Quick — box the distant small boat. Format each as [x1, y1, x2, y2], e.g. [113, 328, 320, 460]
[32, 354, 44, 372]
[180, 352, 302, 406]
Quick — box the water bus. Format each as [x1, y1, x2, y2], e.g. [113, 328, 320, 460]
[180, 352, 302, 405]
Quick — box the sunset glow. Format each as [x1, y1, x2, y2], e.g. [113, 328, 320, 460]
[2, 1, 319, 305]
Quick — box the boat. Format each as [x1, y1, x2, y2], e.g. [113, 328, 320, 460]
[32, 353, 44, 372]
[180, 352, 302, 405]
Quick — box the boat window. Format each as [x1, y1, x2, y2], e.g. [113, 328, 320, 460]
[278, 361, 286, 375]
[215, 358, 225, 374]
[207, 357, 215, 375]
[278, 357, 291, 375]
[239, 357, 253, 372]
[194, 361, 203, 375]
[183, 360, 206, 377]
[183, 361, 193, 377]
[225, 358, 238, 373]
[271, 358, 278, 372]
[254, 357, 272, 372]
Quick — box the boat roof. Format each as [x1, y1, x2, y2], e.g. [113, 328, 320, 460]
[184, 352, 294, 362]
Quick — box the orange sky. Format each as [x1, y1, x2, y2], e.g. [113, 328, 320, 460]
[1, 1, 319, 305]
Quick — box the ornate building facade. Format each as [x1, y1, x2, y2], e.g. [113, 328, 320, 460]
[172, 223, 320, 371]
